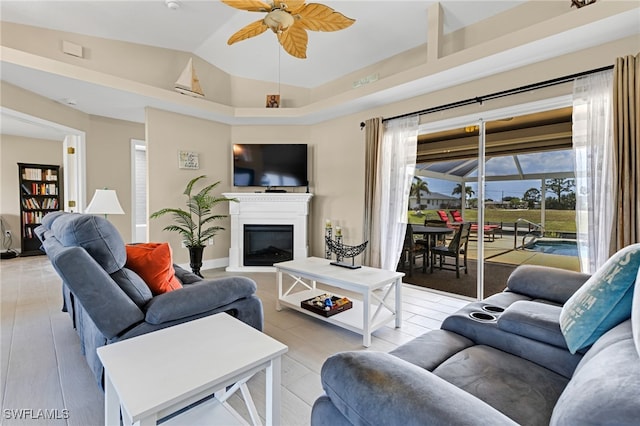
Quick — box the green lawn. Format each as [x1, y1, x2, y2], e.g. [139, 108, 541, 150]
[409, 209, 576, 233]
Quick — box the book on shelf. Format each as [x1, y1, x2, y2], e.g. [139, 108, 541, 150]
[30, 183, 57, 195]
[22, 211, 44, 225]
[21, 167, 58, 181]
[44, 169, 58, 181]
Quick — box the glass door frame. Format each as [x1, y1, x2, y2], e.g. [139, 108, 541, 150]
[417, 95, 571, 300]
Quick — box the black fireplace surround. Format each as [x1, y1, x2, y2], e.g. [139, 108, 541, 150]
[243, 224, 294, 266]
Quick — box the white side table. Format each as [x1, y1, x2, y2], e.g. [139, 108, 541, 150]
[97, 313, 287, 426]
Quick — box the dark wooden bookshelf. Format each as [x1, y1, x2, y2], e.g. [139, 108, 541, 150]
[18, 163, 62, 256]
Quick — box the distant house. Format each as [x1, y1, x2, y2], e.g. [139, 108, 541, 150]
[409, 191, 459, 210]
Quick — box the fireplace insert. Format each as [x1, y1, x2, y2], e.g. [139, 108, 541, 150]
[243, 224, 294, 266]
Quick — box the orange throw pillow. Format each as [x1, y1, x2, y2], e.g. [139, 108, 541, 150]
[125, 243, 182, 295]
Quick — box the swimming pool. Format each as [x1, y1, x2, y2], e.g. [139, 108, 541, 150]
[526, 239, 578, 257]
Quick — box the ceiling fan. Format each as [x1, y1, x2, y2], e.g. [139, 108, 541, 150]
[221, 0, 355, 59]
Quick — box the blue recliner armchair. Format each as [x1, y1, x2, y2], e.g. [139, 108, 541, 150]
[36, 212, 263, 387]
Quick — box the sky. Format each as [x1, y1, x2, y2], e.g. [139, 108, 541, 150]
[420, 149, 575, 201]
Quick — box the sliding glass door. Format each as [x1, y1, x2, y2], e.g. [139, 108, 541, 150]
[407, 97, 575, 300]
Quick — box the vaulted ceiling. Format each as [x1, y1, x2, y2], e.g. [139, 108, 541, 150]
[0, 1, 525, 88]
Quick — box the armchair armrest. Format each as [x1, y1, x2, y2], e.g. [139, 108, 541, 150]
[320, 351, 517, 426]
[506, 265, 590, 305]
[498, 301, 567, 349]
[144, 276, 257, 324]
[173, 264, 202, 284]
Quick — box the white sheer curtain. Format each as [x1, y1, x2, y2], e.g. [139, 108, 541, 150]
[573, 70, 615, 273]
[378, 116, 418, 271]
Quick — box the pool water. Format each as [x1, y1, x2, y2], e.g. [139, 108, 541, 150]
[526, 239, 578, 257]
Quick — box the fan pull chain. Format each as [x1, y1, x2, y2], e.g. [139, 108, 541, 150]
[278, 44, 282, 97]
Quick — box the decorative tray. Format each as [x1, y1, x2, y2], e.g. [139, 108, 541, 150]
[301, 294, 353, 318]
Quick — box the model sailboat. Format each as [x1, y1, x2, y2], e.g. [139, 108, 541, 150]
[174, 58, 204, 98]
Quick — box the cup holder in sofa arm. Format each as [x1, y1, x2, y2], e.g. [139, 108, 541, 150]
[497, 300, 568, 349]
[469, 312, 497, 322]
[482, 305, 505, 314]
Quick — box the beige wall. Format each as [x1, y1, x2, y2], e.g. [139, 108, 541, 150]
[86, 115, 144, 243]
[146, 108, 232, 265]
[0, 135, 63, 251]
[0, 22, 232, 105]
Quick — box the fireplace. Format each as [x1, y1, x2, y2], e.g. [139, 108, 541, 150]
[244, 224, 293, 266]
[224, 192, 313, 272]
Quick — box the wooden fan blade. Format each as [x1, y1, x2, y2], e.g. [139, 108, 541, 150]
[221, 0, 272, 12]
[227, 20, 269, 45]
[277, 24, 308, 58]
[296, 3, 355, 32]
[274, 0, 305, 13]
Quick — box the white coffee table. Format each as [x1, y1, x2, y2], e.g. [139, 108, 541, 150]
[275, 257, 404, 347]
[97, 313, 288, 426]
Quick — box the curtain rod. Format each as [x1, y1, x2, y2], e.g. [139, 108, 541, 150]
[382, 64, 614, 123]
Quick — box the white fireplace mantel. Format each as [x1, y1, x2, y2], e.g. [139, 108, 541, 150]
[224, 192, 313, 272]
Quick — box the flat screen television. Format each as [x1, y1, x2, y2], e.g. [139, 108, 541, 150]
[233, 143, 308, 188]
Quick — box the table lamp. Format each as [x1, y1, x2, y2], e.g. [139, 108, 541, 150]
[85, 189, 124, 219]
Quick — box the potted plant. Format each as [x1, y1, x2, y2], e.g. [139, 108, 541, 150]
[150, 175, 235, 277]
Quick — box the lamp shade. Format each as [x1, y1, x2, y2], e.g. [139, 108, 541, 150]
[85, 189, 124, 215]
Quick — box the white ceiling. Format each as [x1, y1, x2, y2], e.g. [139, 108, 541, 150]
[0, 1, 524, 88]
[0, 112, 74, 141]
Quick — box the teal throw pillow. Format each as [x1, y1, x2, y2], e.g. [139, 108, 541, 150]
[560, 243, 640, 354]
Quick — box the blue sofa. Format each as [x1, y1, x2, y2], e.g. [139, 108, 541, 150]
[311, 245, 640, 425]
[36, 212, 263, 386]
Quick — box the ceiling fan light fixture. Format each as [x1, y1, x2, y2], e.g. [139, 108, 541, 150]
[264, 9, 295, 33]
[222, 0, 354, 59]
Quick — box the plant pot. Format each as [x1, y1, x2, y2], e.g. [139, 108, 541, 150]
[188, 245, 205, 277]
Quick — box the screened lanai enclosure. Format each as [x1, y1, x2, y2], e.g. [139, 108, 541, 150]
[415, 148, 576, 235]
[399, 106, 581, 299]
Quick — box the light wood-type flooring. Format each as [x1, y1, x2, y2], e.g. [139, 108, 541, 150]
[1, 255, 470, 425]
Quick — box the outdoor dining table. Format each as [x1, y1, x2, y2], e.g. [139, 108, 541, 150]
[411, 225, 455, 267]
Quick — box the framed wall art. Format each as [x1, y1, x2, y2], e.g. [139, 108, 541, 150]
[178, 151, 199, 169]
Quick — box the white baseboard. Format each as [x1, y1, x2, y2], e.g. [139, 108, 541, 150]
[177, 257, 229, 272]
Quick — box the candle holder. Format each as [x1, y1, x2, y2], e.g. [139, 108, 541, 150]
[325, 222, 333, 259]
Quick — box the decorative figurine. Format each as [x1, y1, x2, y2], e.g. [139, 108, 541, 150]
[325, 236, 368, 269]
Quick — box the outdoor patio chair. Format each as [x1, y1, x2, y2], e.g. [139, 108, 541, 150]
[399, 224, 428, 276]
[450, 210, 464, 223]
[470, 222, 503, 241]
[436, 210, 457, 229]
[430, 222, 471, 278]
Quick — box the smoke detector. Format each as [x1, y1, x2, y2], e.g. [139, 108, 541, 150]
[165, 0, 180, 10]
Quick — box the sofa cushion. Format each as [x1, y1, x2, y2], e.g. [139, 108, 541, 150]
[51, 213, 126, 274]
[110, 268, 153, 307]
[560, 244, 640, 353]
[321, 351, 517, 426]
[550, 320, 640, 425]
[506, 265, 590, 305]
[433, 345, 569, 426]
[498, 301, 567, 349]
[125, 243, 182, 295]
[633, 267, 640, 357]
[40, 210, 66, 229]
[390, 329, 473, 371]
